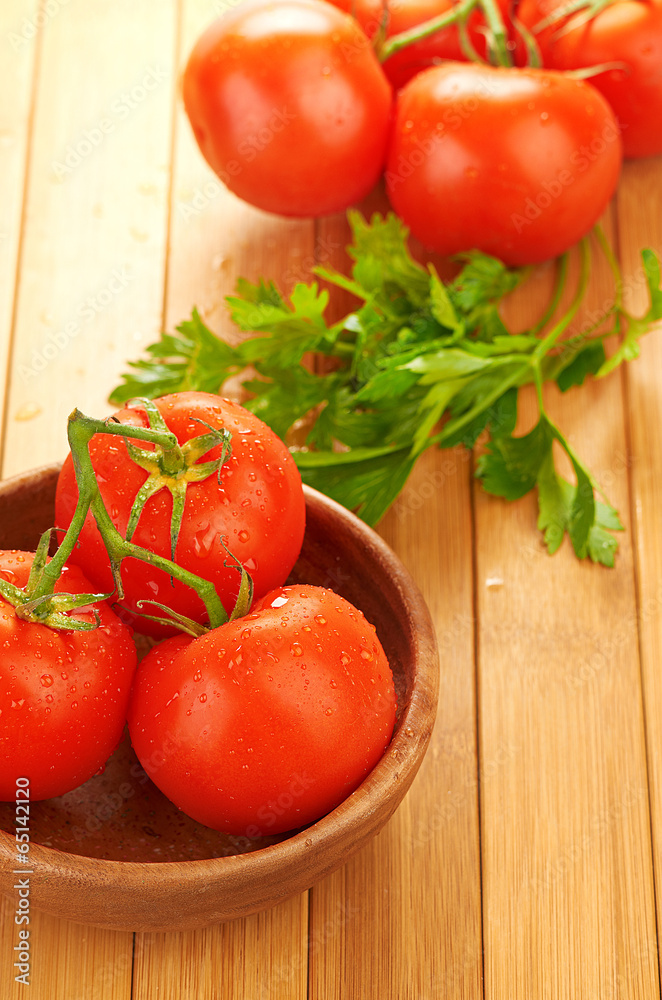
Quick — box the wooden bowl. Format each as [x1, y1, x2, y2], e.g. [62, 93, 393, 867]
[0, 464, 438, 931]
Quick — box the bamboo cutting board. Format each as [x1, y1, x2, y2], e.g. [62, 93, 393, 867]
[1, 1, 662, 997]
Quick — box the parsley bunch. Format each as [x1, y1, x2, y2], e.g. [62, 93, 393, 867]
[110, 212, 662, 566]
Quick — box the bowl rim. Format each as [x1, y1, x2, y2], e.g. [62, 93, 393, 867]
[0, 462, 439, 919]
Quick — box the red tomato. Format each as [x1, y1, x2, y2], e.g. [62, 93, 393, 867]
[326, 0, 511, 89]
[127, 585, 397, 835]
[182, 0, 393, 217]
[55, 392, 306, 637]
[517, 0, 662, 159]
[0, 551, 137, 801]
[385, 63, 622, 265]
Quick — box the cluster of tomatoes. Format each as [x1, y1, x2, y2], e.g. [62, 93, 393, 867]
[0, 392, 396, 837]
[183, 0, 661, 265]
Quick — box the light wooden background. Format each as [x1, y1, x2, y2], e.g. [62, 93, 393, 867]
[2, 0, 662, 997]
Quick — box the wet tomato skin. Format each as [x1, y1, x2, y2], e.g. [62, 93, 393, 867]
[55, 392, 306, 637]
[517, 0, 662, 159]
[386, 63, 623, 265]
[325, 0, 511, 89]
[0, 551, 137, 801]
[183, 0, 393, 216]
[127, 585, 397, 835]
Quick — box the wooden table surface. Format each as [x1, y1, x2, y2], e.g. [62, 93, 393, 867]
[2, 1, 662, 997]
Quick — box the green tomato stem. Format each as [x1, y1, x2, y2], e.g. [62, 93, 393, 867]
[378, 0, 479, 62]
[479, 0, 512, 67]
[31, 409, 229, 630]
[377, 0, 511, 66]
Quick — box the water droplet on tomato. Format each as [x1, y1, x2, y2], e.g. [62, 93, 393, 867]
[340, 653, 350, 666]
[40, 674, 53, 687]
[361, 649, 373, 662]
[330, 679, 338, 689]
[11, 699, 24, 709]
[199, 693, 207, 703]
[193, 670, 202, 682]
[314, 615, 326, 626]
[193, 523, 215, 558]
[291, 643, 303, 656]
[238, 529, 250, 543]
[324, 707, 333, 716]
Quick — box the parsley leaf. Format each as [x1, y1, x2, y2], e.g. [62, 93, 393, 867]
[110, 213, 662, 564]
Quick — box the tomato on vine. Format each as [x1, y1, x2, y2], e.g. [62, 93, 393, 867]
[517, 0, 662, 159]
[325, 0, 511, 88]
[0, 551, 137, 801]
[385, 63, 623, 265]
[127, 585, 397, 835]
[55, 392, 306, 637]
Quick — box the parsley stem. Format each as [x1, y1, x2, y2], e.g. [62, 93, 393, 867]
[530, 253, 569, 337]
[594, 224, 624, 317]
[532, 238, 591, 361]
[435, 361, 530, 445]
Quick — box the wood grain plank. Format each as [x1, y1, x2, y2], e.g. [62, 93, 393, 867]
[0, 1, 177, 997]
[130, 2, 315, 998]
[133, 896, 308, 1000]
[0, 0, 39, 460]
[477, 213, 659, 998]
[309, 445, 483, 1000]
[0, 6, 135, 1000]
[0, 895, 133, 1000]
[2, 0, 178, 477]
[307, 208, 482, 1000]
[617, 155, 662, 984]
